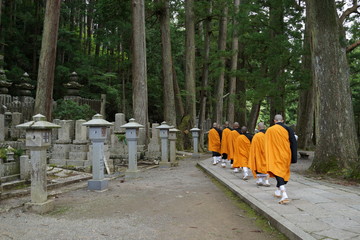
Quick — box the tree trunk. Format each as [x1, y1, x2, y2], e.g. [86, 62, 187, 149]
[227, 0, 240, 125]
[199, 0, 212, 150]
[159, 0, 176, 126]
[184, 0, 196, 126]
[86, 0, 93, 55]
[268, 0, 286, 125]
[132, 0, 149, 142]
[296, 3, 315, 150]
[308, 0, 359, 173]
[173, 63, 184, 124]
[34, 0, 61, 120]
[247, 101, 261, 134]
[215, 6, 228, 124]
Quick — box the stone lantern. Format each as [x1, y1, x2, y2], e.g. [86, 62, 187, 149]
[169, 128, 180, 165]
[63, 72, 83, 97]
[16, 114, 60, 214]
[156, 121, 172, 167]
[16, 72, 34, 97]
[0, 69, 12, 94]
[121, 118, 144, 179]
[190, 127, 201, 158]
[83, 114, 113, 191]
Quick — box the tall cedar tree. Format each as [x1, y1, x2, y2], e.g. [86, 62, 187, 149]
[308, 0, 359, 172]
[34, 0, 61, 120]
[132, 0, 149, 143]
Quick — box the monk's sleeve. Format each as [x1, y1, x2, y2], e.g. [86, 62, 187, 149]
[287, 127, 298, 163]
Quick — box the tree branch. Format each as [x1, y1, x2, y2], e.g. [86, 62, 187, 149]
[339, 3, 359, 24]
[347, 40, 360, 53]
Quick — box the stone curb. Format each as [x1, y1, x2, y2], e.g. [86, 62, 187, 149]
[198, 160, 316, 240]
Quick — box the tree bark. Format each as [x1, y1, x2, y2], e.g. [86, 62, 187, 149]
[184, 0, 196, 126]
[227, 0, 240, 125]
[34, 0, 61, 120]
[268, 0, 286, 125]
[173, 63, 185, 124]
[308, 0, 359, 173]
[159, 0, 176, 126]
[247, 100, 261, 134]
[199, 0, 212, 149]
[215, 6, 228, 124]
[132, 0, 149, 142]
[296, 3, 315, 150]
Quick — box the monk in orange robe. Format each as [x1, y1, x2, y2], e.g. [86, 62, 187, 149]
[265, 114, 297, 204]
[248, 122, 270, 186]
[220, 121, 232, 168]
[208, 123, 222, 165]
[227, 122, 241, 172]
[233, 126, 252, 180]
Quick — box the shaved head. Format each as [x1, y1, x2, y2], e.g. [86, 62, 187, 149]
[274, 114, 283, 122]
[241, 126, 247, 133]
[233, 122, 240, 129]
[212, 122, 218, 128]
[258, 122, 265, 130]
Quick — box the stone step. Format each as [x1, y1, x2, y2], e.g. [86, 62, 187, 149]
[2, 178, 27, 190]
[1, 174, 21, 183]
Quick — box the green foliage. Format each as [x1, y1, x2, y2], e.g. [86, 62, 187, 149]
[0, 148, 7, 160]
[53, 100, 96, 120]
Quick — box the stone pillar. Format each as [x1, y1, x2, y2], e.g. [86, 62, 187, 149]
[156, 122, 171, 167]
[20, 155, 31, 181]
[121, 118, 143, 179]
[147, 123, 160, 159]
[56, 120, 73, 144]
[114, 113, 126, 133]
[0, 113, 5, 141]
[169, 128, 180, 165]
[17, 114, 60, 214]
[190, 127, 201, 158]
[100, 94, 106, 118]
[73, 119, 87, 144]
[83, 114, 113, 191]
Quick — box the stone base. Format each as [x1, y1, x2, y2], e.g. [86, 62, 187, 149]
[125, 170, 140, 179]
[49, 159, 67, 166]
[24, 200, 54, 214]
[159, 162, 172, 168]
[192, 153, 200, 159]
[88, 179, 108, 191]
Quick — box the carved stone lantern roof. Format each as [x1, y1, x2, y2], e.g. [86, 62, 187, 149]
[16, 114, 61, 130]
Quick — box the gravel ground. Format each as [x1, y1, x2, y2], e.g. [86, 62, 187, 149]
[0, 154, 285, 240]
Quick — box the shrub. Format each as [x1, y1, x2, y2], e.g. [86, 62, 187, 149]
[53, 99, 96, 120]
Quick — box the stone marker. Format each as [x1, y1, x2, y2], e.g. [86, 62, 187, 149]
[169, 128, 180, 165]
[121, 118, 144, 179]
[83, 114, 113, 191]
[156, 121, 172, 167]
[0, 114, 5, 141]
[16, 114, 60, 214]
[190, 127, 201, 158]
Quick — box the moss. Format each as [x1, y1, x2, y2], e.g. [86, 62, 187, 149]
[310, 155, 339, 174]
[47, 206, 71, 216]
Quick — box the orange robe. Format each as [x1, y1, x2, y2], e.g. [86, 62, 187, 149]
[265, 124, 292, 181]
[220, 128, 232, 158]
[248, 131, 266, 178]
[233, 134, 251, 168]
[208, 128, 221, 153]
[228, 130, 241, 160]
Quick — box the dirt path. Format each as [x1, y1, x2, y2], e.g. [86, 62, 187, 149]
[0, 155, 285, 240]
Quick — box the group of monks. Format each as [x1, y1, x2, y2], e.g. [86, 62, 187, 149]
[207, 114, 297, 204]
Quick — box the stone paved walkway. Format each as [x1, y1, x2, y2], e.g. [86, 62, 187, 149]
[198, 158, 360, 240]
